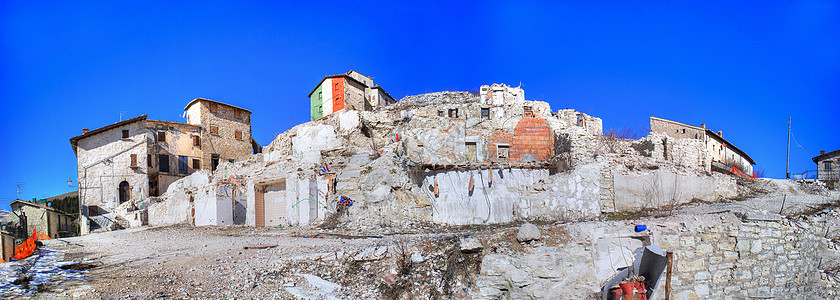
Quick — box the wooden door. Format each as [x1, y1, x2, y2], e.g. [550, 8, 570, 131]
[255, 186, 265, 227]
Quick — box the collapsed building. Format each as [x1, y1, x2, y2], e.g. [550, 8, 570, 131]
[69, 98, 258, 235]
[131, 80, 755, 231]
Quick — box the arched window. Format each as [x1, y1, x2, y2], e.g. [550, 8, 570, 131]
[119, 181, 130, 204]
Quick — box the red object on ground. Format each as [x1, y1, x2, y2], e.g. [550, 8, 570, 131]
[730, 166, 749, 178]
[619, 282, 648, 300]
[13, 229, 40, 260]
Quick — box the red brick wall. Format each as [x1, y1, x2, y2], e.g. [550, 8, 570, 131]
[511, 117, 553, 161]
[488, 130, 513, 161]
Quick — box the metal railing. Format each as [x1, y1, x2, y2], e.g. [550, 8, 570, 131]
[818, 169, 840, 181]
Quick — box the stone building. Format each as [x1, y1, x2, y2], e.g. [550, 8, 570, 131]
[650, 117, 756, 176]
[9, 200, 75, 239]
[70, 98, 256, 234]
[184, 98, 256, 171]
[308, 70, 396, 121]
[813, 149, 840, 188]
[479, 83, 525, 105]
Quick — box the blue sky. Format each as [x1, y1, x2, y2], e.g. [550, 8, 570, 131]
[1, 1, 838, 209]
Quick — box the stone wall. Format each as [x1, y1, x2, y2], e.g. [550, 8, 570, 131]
[190, 100, 253, 170]
[471, 213, 830, 299]
[75, 119, 149, 235]
[650, 116, 705, 140]
[659, 216, 827, 299]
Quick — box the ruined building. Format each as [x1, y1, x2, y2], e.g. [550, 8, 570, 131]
[82, 78, 758, 234]
[309, 70, 396, 121]
[650, 116, 756, 176]
[70, 98, 257, 235]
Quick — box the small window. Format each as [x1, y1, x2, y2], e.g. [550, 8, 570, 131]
[235, 130, 242, 140]
[193, 135, 201, 147]
[448, 108, 458, 118]
[159, 154, 170, 173]
[235, 109, 242, 118]
[827, 161, 833, 172]
[438, 110, 444, 117]
[178, 156, 188, 175]
[130, 154, 137, 166]
[211, 126, 219, 135]
[524, 106, 533, 117]
[481, 108, 490, 119]
[497, 145, 510, 159]
[157, 131, 166, 142]
[192, 159, 200, 170]
[147, 154, 152, 167]
[210, 103, 218, 112]
[576, 115, 583, 126]
[122, 130, 129, 139]
[682, 129, 686, 134]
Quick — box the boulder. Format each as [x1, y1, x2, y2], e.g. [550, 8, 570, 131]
[516, 223, 541, 243]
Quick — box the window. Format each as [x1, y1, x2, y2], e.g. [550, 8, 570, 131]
[122, 129, 129, 139]
[193, 135, 201, 147]
[576, 115, 583, 126]
[178, 156, 188, 174]
[524, 106, 533, 117]
[481, 108, 490, 119]
[235, 130, 242, 140]
[682, 129, 686, 134]
[448, 108, 458, 118]
[211, 154, 220, 171]
[235, 109, 241, 119]
[192, 158, 200, 170]
[210, 103, 218, 113]
[159, 154, 170, 173]
[497, 144, 510, 159]
[130, 154, 137, 166]
[211, 126, 219, 135]
[157, 131, 166, 142]
[827, 161, 833, 172]
[438, 110, 444, 117]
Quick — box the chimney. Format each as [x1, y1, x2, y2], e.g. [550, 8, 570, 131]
[717, 130, 723, 137]
[82, 128, 89, 134]
[701, 123, 706, 129]
[821, 150, 826, 155]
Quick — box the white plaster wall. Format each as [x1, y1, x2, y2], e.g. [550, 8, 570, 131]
[613, 170, 737, 211]
[322, 78, 333, 116]
[185, 104, 202, 125]
[422, 168, 547, 225]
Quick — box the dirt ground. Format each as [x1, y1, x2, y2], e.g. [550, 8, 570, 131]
[21, 178, 839, 299]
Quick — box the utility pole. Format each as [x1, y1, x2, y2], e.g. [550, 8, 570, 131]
[786, 116, 791, 179]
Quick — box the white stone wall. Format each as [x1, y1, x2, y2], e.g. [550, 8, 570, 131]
[75, 121, 149, 235]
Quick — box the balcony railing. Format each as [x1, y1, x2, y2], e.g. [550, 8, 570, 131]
[819, 170, 840, 181]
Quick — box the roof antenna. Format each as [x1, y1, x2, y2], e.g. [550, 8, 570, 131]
[120, 110, 127, 121]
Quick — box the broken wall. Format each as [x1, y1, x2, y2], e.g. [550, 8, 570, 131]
[472, 213, 829, 299]
[612, 169, 736, 211]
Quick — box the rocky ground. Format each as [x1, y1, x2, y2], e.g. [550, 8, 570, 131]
[3, 179, 838, 299]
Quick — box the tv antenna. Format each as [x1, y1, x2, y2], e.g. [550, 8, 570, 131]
[16, 182, 25, 198]
[120, 110, 128, 121]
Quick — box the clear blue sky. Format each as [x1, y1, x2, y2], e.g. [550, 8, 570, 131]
[1, 1, 838, 210]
